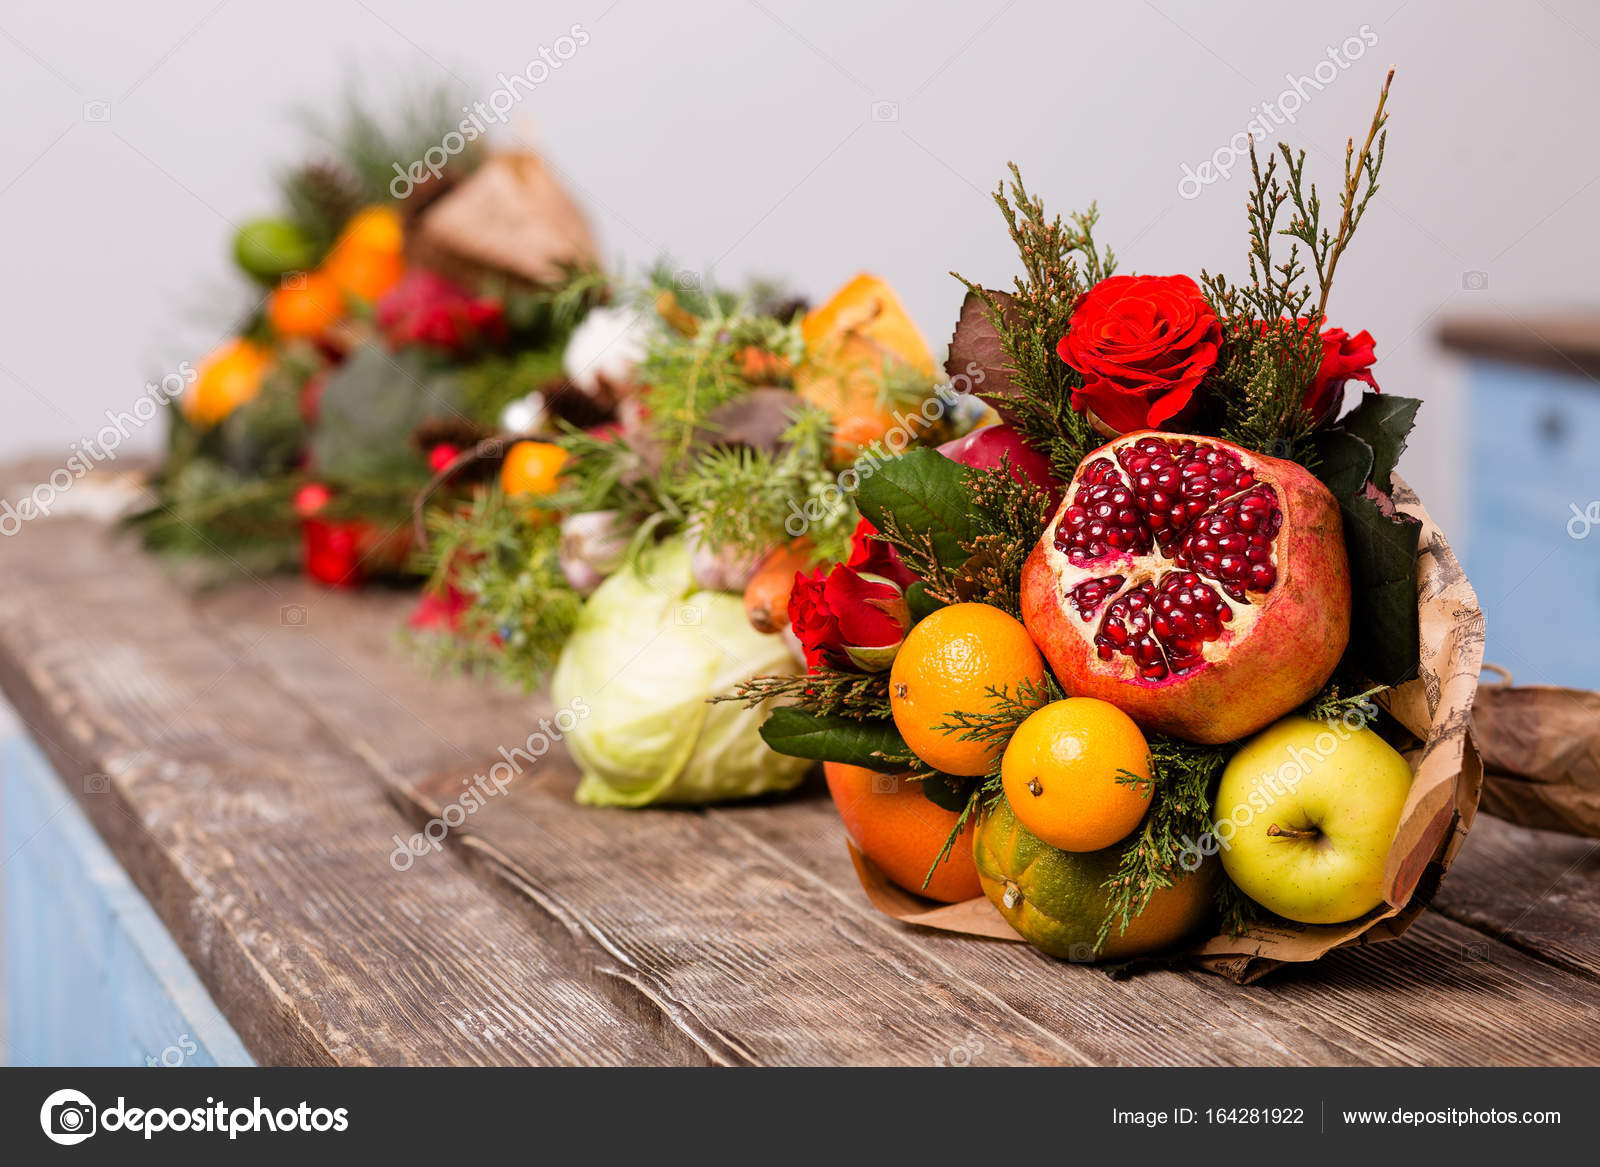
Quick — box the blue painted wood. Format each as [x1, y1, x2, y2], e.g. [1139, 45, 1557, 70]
[1463, 358, 1600, 690]
[1, 731, 252, 1067]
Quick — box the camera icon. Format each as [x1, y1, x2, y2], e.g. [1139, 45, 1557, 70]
[282, 271, 308, 290]
[870, 100, 899, 123]
[675, 604, 701, 626]
[40, 1089, 97, 1145]
[1461, 270, 1489, 291]
[933, 1035, 983, 1067]
[83, 772, 110, 795]
[280, 604, 308, 627]
[82, 100, 111, 122]
[1065, 942, 1098, 964]
[870, 773, 900, 794]
[480, 436, 505, 459]
[673, 269, 701, 292]
[1461, 942, 1490, 963]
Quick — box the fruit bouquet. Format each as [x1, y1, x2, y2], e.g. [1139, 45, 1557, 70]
[413, 270, 992, 806]
[729, 74, 1486, 980]
[129, 93, 602, 588]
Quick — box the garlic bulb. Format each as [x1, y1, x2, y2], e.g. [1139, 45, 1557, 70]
[563, 306, 651, 399]
[498, 390, 547, 436]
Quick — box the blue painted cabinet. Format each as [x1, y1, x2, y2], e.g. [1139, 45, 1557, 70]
[1462, 359, 1600, 690]
[1, 732, 252, 1066]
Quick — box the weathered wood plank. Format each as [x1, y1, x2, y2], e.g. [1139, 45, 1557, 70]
[1429, 811, 1600, 979]
[0, 518, 695, 1066]
[726, 795, 1600, 1066]
[225, 582, 1600, 1066]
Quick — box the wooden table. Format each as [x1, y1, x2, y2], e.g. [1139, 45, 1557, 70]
[3, 502, 1599, 1067]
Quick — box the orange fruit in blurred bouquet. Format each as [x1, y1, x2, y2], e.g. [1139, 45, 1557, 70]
[335, 205, 404, 254]
[267, 271, 345, 340]
[824, 762, 981, 903]
[890, 603, 1048, 777]
[500, 440, 568, 499]
[184, 338, 273, 427]
[321, 205, 406, 301]
[795, 274, 937, 463]
[322, 243, 405, 302]
[1000, 698, 1152, 853]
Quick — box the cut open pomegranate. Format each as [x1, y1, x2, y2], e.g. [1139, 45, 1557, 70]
[1021, 431, 1351, 744]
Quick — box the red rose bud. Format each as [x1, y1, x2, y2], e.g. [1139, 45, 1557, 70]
[1056, 274, 1221, 434]
[302, 516, 370, 588]
[846, 517, 917, 590]
[1308, 326, 1379, 425]
[788, 562, 912, 673]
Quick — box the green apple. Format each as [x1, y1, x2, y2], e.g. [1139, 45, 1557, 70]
[1214, 714, 1413, 925]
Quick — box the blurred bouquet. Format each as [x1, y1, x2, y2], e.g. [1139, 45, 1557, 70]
[129, 91, 603, 587]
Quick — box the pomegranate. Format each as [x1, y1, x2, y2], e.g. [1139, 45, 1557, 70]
[1020, 431, 1350, 744]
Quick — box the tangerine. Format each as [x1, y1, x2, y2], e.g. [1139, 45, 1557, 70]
[824, 762, 980, 903]
[974, 794, 1212, 961]
[1001, 698, 1152, 852]
[184, 339, 273, 427]
[267, 271, 345, 340]
[889, 603, 1047, 777]
[500, 440, 568, 499]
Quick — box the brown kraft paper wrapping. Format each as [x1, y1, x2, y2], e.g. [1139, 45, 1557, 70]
[848, 478, 1489, 984]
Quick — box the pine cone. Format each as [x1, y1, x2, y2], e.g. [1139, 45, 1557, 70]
[284, 159, 362, 249]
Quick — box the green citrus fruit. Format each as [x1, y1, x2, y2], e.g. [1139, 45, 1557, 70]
[973, 793, 1213, 961]
[233, 217, 316, 283]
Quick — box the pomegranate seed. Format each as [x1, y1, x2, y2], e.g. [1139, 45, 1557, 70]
[1059, 436, 1287, 682]
[1176, 484, 1283, 600]
[1067, 573, 1126, 620]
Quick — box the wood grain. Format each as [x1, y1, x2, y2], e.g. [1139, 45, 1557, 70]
[209, 580, 1600, 1066]
[0, 520, 695, 1066]
[4, 499, 1599, 1065]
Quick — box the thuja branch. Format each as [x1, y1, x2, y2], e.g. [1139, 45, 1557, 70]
[1315, 68, 1393, 320]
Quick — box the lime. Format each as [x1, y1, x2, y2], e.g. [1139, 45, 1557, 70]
[233, 217, 316, 283]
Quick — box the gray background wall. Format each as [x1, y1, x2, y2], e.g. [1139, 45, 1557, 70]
[4, 0, 1598, 538]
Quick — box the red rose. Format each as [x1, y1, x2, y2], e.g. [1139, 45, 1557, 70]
[846, 517, 916, 590]
[1057, 274, 1222, 433]
[788, 560, 912, 673]
[1254, 319, 1380, 425]
[1308, 326, 1379, 424]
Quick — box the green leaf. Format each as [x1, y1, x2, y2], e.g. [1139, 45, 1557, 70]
[758, 708, 914, 772]
[852, 448, 976, 569]
[310, 344, 464, 483]
[1338, 486, 1423, 685]
[1339, 392, 1421, 494]
[917, 772, 975, 813]
[1308, 429, 1374, 499]
[905, 580, 945, 621]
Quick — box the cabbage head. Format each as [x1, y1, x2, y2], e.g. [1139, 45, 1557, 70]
[551, 538, 809, 806]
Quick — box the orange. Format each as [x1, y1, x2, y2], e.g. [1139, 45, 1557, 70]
[335, 205, 404, 254]
[321, 243, 405, 302]
[500, 440, 568, 499]
[320, 206, 406, 301]
[823, 762, 981, 903]
[184, 338, 273, 427]
[1001, 698, 1152, 852]
[267, 271, 345, 339]
[889, 603, 1048, 777]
